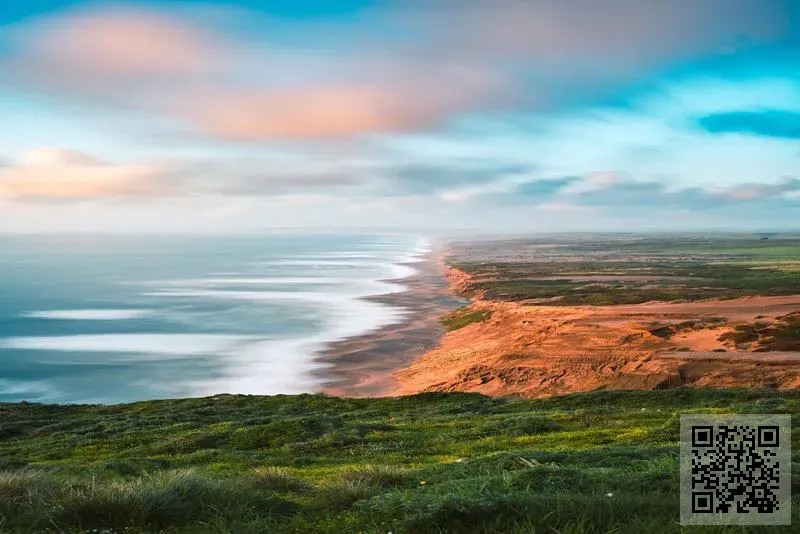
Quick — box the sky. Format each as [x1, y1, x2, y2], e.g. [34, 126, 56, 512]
[0, 0, 798, 233]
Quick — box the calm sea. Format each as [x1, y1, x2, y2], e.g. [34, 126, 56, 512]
[0, 233, 429, 404]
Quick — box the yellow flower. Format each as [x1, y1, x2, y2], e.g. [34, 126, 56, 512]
[420, 480, 427, 485]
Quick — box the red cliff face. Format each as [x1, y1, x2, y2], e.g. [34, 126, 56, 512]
[393, 287, 800, 398]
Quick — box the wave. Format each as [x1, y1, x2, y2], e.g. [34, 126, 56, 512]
[0, 379, 53, 399]
[1, 233, 431, 400]
[0, 334, 250, 356]
[256, 259, 378, 267]
[295, 251, 381, 259]
[24, 309, 151, 320]
[153, 277, 342, 287]
[140, 286, 408, 395]
[187, 338, 330, 396]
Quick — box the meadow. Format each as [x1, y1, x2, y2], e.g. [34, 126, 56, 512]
[449, 234, 800, 305]
[2, 389, 800, 533]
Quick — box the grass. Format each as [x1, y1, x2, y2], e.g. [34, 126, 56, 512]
[440, 307, 493, 331]
[3, 389, 800, 532]
[448, 234, 800, 305]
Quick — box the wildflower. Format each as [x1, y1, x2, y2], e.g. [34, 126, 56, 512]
[455, 458, 464, 463]
[606, 492, 613, 498]
[419, 480, 427, 485]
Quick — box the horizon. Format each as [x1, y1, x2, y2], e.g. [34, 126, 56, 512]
[0, 1, 798, 232]
[1, 228, 800, 237]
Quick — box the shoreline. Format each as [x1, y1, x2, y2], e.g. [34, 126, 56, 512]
[314, 242, 463, 397]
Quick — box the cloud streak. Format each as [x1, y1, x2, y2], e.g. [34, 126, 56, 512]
[697, 110, 800, 139]
[561, 174, 800, 210]
[0, 148, 174, 200]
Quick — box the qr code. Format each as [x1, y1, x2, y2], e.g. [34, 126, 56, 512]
[680, 414, 791, 525]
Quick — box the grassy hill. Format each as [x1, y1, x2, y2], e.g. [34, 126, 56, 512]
[1, 389, 799, 533]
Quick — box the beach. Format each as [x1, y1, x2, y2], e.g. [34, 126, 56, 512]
[317, 241, 463, 397]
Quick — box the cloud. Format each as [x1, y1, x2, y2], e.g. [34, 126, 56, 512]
[416, 0, 784, 63]
[717, 177, 800, 200]
[697, 110, 800, 139]
[0, 148, 175, 200]
[450, 175, 579, 206]
[463, 171, 800, 212]
[564, 174, 800, 209]
[2, 1, 790, 141]
[184, 158, 363, 195]
[558, 171, 618, 195]
[381, 162, 532, 198]
[515, 176, 581, 197]
[0, 148, 371, 201]
[3, 5, 512, 139]
[7, 7, 226, 94]
[178, 73, 508, 140]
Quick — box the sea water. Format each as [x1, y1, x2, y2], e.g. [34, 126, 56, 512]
[0, 233, 429, 404]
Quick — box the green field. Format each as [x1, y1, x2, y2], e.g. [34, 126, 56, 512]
[440, 307, 493, 331]
[3, 389, 800, 533]
[449, 234, 800, 305]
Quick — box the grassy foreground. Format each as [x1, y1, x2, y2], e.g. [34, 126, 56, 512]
[2, 389, 800, 533]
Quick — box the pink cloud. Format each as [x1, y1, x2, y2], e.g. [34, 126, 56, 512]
[179, 65, 510, 139]
[9, 7, 225, 92]
[2, 1, 786, 140]
[0, 148, 174, 200]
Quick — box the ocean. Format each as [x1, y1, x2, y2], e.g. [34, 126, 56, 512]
[0, 233, 430, 404]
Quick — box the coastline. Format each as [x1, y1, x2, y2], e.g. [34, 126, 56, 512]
[392, 266, 800, 398]
[315, 241, 463, 397]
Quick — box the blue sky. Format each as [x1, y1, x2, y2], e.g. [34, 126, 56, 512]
[0, 0, 798, 233]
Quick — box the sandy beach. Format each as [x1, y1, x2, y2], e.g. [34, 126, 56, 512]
[315, 242, 463, 397]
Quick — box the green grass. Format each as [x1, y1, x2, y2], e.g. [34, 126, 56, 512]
[3, 389, 800, 532]
[440, 307, 493, 331]
[448, 234, 800, 305]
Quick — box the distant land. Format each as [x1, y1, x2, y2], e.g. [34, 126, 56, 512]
[393, 233, 800, 397]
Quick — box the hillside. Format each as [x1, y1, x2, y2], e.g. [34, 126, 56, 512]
[394, 235, 800, 397]
[2, 389, 800, 533]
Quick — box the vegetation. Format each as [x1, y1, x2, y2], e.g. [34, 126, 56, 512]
[719, 313, 800, 351]
[647, 317, 726, 339]
[3, 389, 800, 532]
[440, 307, 493, 331]
[448, 234, 800, 305]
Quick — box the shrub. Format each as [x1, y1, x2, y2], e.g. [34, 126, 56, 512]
[250, 466, 311, 493]
[340, 464, 410, 488]
[314, 479, 381, 509]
